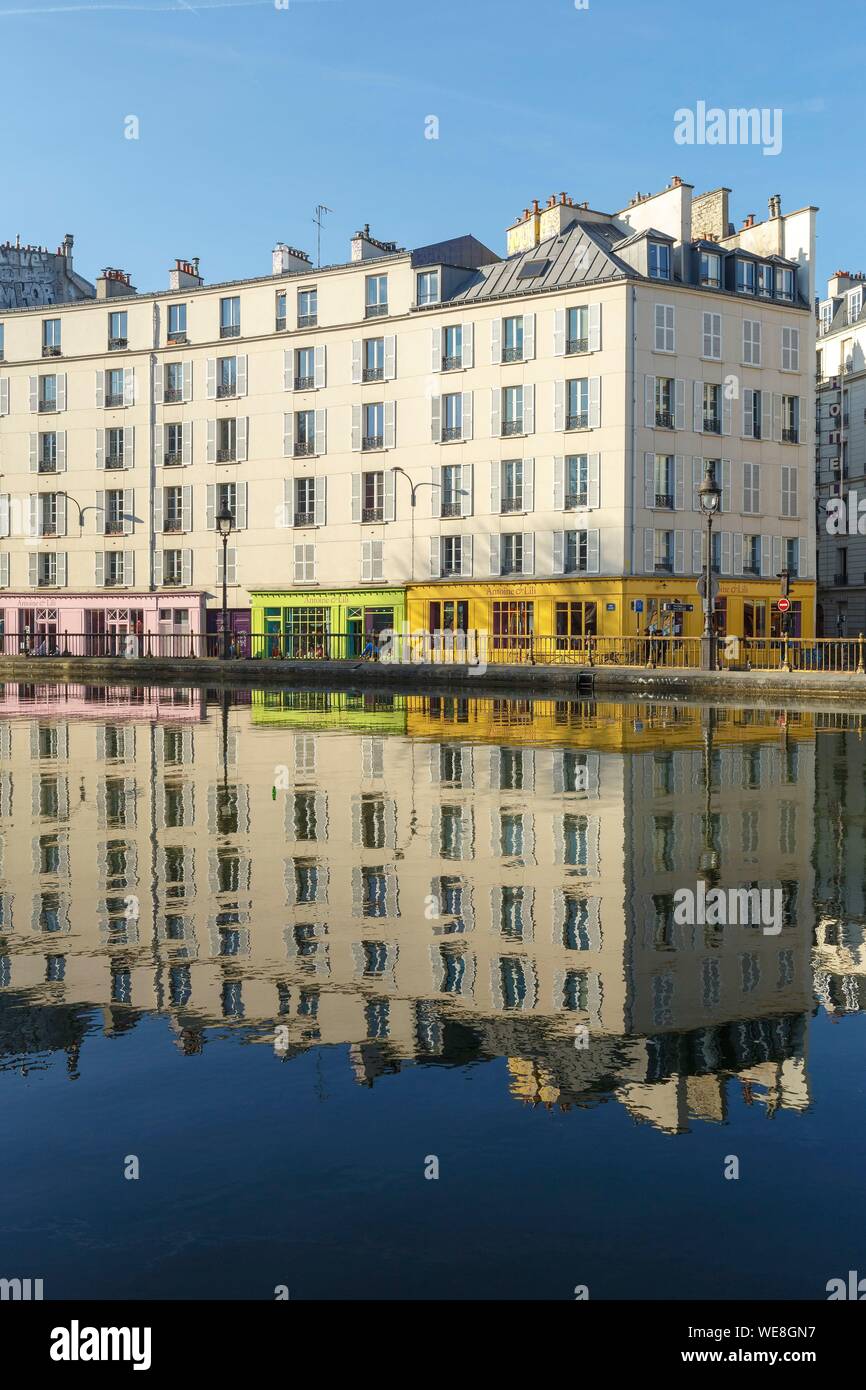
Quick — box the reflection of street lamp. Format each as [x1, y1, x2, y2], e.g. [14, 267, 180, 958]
[697, 705, 720, 887]
[698, 464, 722, 671]
[216, 504, 234, 659]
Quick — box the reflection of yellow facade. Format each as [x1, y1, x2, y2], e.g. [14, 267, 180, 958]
[0, 686, 816, 1133]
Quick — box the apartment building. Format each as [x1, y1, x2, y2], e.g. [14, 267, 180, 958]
[0, 181, 817, 651]
[815, 271, 866, 635]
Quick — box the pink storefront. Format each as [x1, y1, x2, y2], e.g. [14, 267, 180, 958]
[0, 592, 207, 656]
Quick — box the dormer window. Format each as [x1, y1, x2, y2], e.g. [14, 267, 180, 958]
[736, 259, 756, 295]
[649, 243, 670, 280]
[757, 263, 774, 298]
[848, 287, 863, 324]
[819, 301, 834, 335]
[699, 251, 721, 288]
[416, 270, 440, 307]
[776, 268, 794, 303]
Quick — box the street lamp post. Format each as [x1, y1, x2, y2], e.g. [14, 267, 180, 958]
[216, 504, 234, 659]
[698, 463, 722, 671]
[391, 466, 440, 584]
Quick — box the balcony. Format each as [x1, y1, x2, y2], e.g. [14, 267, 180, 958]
[703, 416, 721, 434]
[216, 383, 237, 399]
[743, 565, 760, 576]
[782, 427, 799, 444]
[566, 412, 588, 431]
[42, 345, 61, 358]
[294, 375, 314, 391]
[167, 331, 188, 344]
[502, 346, 523, 363]
[502, 419, 523, 437]
[294, 441, 315, 458]
[363, 366, 384, 382]
[38, 399, 57, 414]
[441, 425, 462, 443]
[38, 460, 57, 474]
[105, 392, 124, 408]
[276, 316, 287, 333]
[441, 500, 462, 518]
[362, 506, 384, 523]
[220, 324, 240, 339]
[655, 492, 674, 509]
[164, 387, 183, 404]
[365, 304, 388, 319]
[164, 518, 183, 533]
[298, 314, 317, 329]
[294, 511, 314, 528]
[501, 497, 523, 514]
[164, 452, 183, 467]
[565, 492, 587, 510]
[105, 453, 125, 470]
[362, 435, 383, 451]
[108, 337, 128, 351]
[834, 573, 849, 586]
[216, 447, 236, 462]
[654, 560, 673, 573]
[655, 409, 674, 429]
[39, 523, 58, 538]
[700, 276, 721, 289]
[566, 337, 589, 354]
[442, 355, 461, 371]
[105, 519, 125, 536]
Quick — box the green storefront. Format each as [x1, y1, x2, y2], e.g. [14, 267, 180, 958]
[249, 587, 407, 660]
[251, 689, 408, 733]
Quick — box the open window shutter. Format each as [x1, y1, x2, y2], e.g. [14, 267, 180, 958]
[553, 308, 565, 357]
[460, 463, 473, 517]
[692, 457, 703, 510]
[588, 303, 601, 352]
[524, 383, 534, 434]
[123, 550, 135, 586]
[182, 361, 192, 401]
[554, 380, 565, 432]
[522, 532, 534, 574]
[429, 537, 441, 578]
[154, 549, 163, 586]
[206, 484, 215, 531]
[773, 393, 782, 442]
[797, 537, 809, 578]
[123, 425, 133, 468]
[237, 418, 248, 461]
[523, 458, 534, 512]
[674, 456, 685, 510]
[94, 371, 104, 409]
[29, 433, 38, 472]
[361, 540, 372, 582]
[181, 484, 192, 532]
[644, 452, 655, 510]
[693, 380, 703, 433]
[490, 388, 501, 437]
[53, 432, 65, 473]
[206, 419, 216, 463]
[552, 531, 564, 575]
[692, 529, 702, 573]
[461, 391, 473, 440]
[123, 487, 134, 534]
[28, 551, 38, 586]
[772, 535, 782, 577]
[96, 427, 107, 470]
[490, 460, 501, 514]
[206, 358, 216, 399]
[489, 534, 501, 576]
[431, 395, 441, 443]
[742, 390, 753, 438]
[461, 535, 473, 576]
[237, 354, 248, 395]
[0, 496, 8, 539]
[314, 475, 326, 526]
[153, 423, 164, 469]
[720, 531, 732, 575]
[283, 477, 292, 528]
[754, 322, 762, 365]
[182, 549, 192, 585]
[491, 318, 502, 364]
[760, 534, 771, 577]
[674, 529, 685, 574]
[283, 350, 292, 391]
[384, 335, 396, 380]
[56, 552, 66, 586]
[152, 488, 163, 534]
[523, 313, 535, 360]
[227, 548, 237, 584]
[721, 459, 731, 513]
[588, 377, 600, 429]
[732, 532, 743, 575]
[383, 401, 396, 449]
[313, 345, 326, 389]
[587, 454, 600, 509]
[95, 551, 104, 587]
[283, 412, 292, 458]
[56, 374, 66, 410]
[28, 493, 38, 538]
[553, 456, 565, 510]
[430, 328, 441, 373]
[462, 322, 474, 368]
[674, 378, 685, 430]
[643, 528, 654, 573]
[351, 404, 362, 451]
[722, 389, 732, 436]
[182, 421, 192, 465]
[122, 369, 133, 407]
[236, 482, 247, 530]
[760, 390, 771, 440]
[56, 494, 67, 536]
[644, 375, 655, 427]
[0, 378, 8, 415]
[587, 529, 600, 574]
[351, 473, 361, 522]
[383, 467, 396, 521]
[154, 365, 164, 404]
[314, 408, 326, 455]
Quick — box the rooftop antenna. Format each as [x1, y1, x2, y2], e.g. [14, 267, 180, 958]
[313, 204, 333, 269]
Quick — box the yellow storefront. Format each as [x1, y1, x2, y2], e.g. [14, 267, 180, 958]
[407, 577, 816, 642]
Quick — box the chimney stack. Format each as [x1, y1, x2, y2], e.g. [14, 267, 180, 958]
[768, 193, 782, 219]
[272, 243, 312, 275]
[96, 267, 136, 300]
[350, 224, 398, 262]
[169, 258, 203, 291]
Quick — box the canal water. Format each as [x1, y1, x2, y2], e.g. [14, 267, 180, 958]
[0, 683, 864, 1300]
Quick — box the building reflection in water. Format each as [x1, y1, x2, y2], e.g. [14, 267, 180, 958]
[0, 682, 858, 1135]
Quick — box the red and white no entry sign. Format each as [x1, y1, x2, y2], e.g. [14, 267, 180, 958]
[777, 597, 791, 612]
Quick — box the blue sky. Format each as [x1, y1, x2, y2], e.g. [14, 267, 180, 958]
[0, 0, 855, 295]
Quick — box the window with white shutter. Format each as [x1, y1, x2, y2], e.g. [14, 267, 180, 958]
[654, 304, 675, 353]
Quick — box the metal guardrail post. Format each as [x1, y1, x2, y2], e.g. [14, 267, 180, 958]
[858, 633, 865, 676]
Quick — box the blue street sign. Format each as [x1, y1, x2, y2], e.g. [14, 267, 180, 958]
[632, 599, 644, 612]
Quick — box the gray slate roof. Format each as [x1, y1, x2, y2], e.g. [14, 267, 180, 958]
[448, 221, 630, 304]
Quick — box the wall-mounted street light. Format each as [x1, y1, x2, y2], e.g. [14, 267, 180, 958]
[216, 504, 234, 659]
[698, 463, 722, 671]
